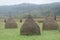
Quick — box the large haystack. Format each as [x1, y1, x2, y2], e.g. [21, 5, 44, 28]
[43, 13, 58, 30]
[20, 15, 40, 35]
[5, 17, 17, 28]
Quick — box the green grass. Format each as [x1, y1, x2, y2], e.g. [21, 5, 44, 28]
[0, 20, 60, 40]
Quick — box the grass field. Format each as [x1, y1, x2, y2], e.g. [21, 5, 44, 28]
[0, 19, 60, 40]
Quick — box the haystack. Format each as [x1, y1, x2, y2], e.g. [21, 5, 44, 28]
[5, 17, 17, 28]
[20, 15, 40, 35]
[43, 13, 58, 30]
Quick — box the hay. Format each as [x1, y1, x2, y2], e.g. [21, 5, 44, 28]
[5, 17, 17, 28]
[20, 15, 40, 35]
[43, 13, 58, 30]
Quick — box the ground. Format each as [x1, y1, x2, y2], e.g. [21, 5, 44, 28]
[0, 19, 60, 40]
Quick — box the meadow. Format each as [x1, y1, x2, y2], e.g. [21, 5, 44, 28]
[0, 19, 60, 40]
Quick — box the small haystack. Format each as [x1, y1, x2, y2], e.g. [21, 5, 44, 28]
[20, 15, 40, 35]
[5, 17, 17, 28]
[43, 13, 58, 30]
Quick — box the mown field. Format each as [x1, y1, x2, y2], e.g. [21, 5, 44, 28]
[0, 19, 60, 40]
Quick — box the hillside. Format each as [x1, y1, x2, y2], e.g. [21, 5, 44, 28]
[0, 2, 60, 18]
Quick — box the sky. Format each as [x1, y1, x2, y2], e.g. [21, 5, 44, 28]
[0, 0, 60, 6]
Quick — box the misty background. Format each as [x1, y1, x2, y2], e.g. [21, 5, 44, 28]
[0, 0, 60, 18]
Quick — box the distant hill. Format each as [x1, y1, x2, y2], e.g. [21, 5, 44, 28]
[0, 2, 60, 18]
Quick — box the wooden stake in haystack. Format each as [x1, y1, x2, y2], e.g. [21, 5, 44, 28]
[43, 13, 58, 30]
[20, 15, 40, 35]
[5, 13, 17, 28]
[4, 19, 6, 23]
[54, 15, 56, 20]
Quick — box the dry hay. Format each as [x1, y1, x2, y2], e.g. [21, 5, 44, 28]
[20, 15, 41, 35]
[5, 17, 17, 28]
[43, 13, 58, 30]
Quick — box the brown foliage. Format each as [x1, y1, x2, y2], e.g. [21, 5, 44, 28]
[20, 15, 40, 35]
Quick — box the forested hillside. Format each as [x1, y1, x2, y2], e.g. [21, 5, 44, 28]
[0, 2, 60, 18]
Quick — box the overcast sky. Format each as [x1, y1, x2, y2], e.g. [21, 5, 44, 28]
[0, 0, 60, 6]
